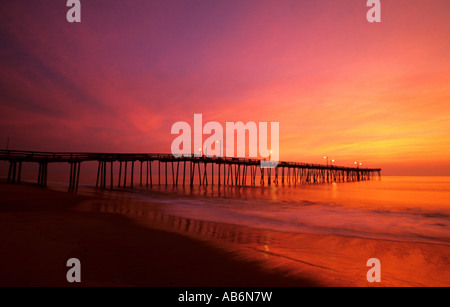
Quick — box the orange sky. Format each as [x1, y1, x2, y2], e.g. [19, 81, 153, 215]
[0, 0, 449, 175]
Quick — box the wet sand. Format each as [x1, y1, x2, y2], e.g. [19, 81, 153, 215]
[1, 183, 449, 287]
[76, 191, 450, 287]
[0, 184, 321, 287]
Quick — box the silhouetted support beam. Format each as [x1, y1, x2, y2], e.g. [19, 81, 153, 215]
[7, 161, 12, 183]
[96, 161, 100, 188]
[13, 162, 17, 183]
[124, 161, 128, 188]
[110, 162, 113, 189]
[224, 164, 228, 186]
[225, 164, 229, 185]
[70, 162, 74, 188]
[218, 162, 221, 186]
[17, 162, 22, 184]
[212, 163, 214, 186]
[205, 162, 208, 186]
[158, 161, 161, 185]
[190, 162, 196, 187]
[150, 160, 153, 187]
[176, 161, 179, 186]
[183, 161, 186, 187]
[165, 161, 168, 187]
[172, 161, 175, 186]
[76, 162, 81, 190]
[131, 161, 135, 188]
[149, 160, 152, 187]
[250, 166, 254, 185]
[239, 164, 242, 186]
[140, 161, 143, 186]
[146, 160, 150, 188]
[260, 166, 264, 186]
[44, 163, 48, 186]
[12, 162, 17, 183]
[41, 163, 45, 186]
[98, 161, 102, 188]
[118, 161, 122, 188]
[103, 161, 107, 189]
[69, 162, 81, 192]
[198, 161, 202, 186]
[232, 164, 235, 186]
[203, 162, 208, 186]
[37, 162, 48, 187]
[12, 161, 17, 183]
[69, 162, 77, 191]
[37, 163, 41, 185]
[100, 161, 104, 188]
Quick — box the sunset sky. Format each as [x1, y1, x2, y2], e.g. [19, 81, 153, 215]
[1, 0, 449, 175]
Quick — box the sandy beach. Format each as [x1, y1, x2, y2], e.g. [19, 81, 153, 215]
[1, 183, 449, 287]
[0, 183, 320, 287]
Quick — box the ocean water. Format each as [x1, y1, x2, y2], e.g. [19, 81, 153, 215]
[75, 176, 450, 245]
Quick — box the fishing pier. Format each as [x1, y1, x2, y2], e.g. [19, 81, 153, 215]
[1, 150, 381, 191]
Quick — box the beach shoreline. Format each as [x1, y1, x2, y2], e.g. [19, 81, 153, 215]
[0, 183, 321, 287]
[1, 183, 449, 287]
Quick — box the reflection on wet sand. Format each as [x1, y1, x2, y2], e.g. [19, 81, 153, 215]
[78, 196, 273, 246]
[76, 195, 450, 287]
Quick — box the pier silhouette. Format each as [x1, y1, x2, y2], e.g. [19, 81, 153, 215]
[1, 150, 381, 191]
